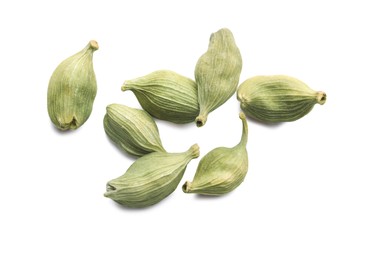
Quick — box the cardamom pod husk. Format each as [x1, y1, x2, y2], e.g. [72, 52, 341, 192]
[195, 28, 242, 127]
[122, 70, 199, 124]
[183, 113, 248, 195]
[47, 40, 99, 130]
[104, 104, 166, 157]
[105, 144, 200, 208]
[237, 75, 327, 123]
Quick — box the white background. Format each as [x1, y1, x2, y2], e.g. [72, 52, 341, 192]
[1, 0, 367, 259]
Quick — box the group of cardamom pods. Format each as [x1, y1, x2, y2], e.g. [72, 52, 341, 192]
[47, 28, 326, 208]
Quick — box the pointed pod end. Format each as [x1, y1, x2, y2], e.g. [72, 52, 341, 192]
[195, 115, 207, 127]
[316, 91, 327, 105]
[121, 81, 130, 92]
[182, 181, 193, 193]
[55, 116, 80, 131]
[188, 144, 200, 158]
[104, 191, 112, 198]
[104, 183, 116, 198]
[89, 40, 99, 51]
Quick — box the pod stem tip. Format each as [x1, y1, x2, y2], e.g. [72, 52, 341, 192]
[89, 40, 99, 51]
[182, 181, 192, 193]
[317, 91, 327, 105]
[121, 82, 129, 91]
[188, 144, 200, 158]
[195, 114, 207, 127]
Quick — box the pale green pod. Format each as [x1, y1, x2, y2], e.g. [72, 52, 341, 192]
[194, 28, 242, 127]
[105, 144, 200, 208]
[237, 75, 327, 123]
[104, 104, 166, 157]
[47, 40, 98, 130]
[122, 70, 199, 124]
[183, 113, 248, 195]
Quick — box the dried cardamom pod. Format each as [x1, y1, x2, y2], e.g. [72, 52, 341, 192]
[183, 113, 248, 195]
[195, 28, 242, 127]
[47, 40, 99, 130]
[104, 104, 166, 157]
[237, 75, 327, 123]
[105, 144, 200, 208]
[122, 70, 199, 124]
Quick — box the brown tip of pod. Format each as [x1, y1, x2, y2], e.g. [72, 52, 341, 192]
[89, 40, 99, 51]
[195, 115, 207, 127]
[316, 91, 327, 105]
[182, 181, 192, 193]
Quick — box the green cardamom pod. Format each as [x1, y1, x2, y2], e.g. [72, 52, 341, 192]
[237, 75, 327, 123]
[183, 113, 248, 195]
[47, 40, 99, 130]
[104, 144, 200, 208]
[121, 70, 199, 124]
[104, 104, 166, 157]
[195, 28, 242, 127]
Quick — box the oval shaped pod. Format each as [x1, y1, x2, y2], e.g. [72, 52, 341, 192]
[122, 70, 199, 124]
[105, 144, 200, 208]
[237, 75, 327, 123]
[183, 113, 248, 195]
[47, 40, 99, 130]
[104, 104, 166, 157]
[195, 28, 242, 127]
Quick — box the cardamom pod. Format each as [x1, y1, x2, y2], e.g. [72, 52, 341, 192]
[195, 28, 242, 127]
[105, 144, 200, 208]
[237, 75, 327, 123]
[183, 113, 248, 195]
[47, 40, 99, 130]
[104, 104, 166, 157]
[122, 70, 199, 124]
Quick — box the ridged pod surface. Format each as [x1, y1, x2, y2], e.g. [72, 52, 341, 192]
[183, 113, 248, 195]
[103, 104, 166, 157]
[105, 144, 200, 208]
[47, 40, 98, 130]
[237, 75, 327, 123]
[194, 28, 242, 127]
[122, 70, 199, 124]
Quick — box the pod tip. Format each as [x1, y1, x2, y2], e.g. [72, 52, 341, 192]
[104, 183, 116, 198]
[316, 91, 327, 105]
[182, 181, 192, 193]
[89, 40, 99, 51]
[121, 82, 130, 91]
[56, 116, 79, 131]
[188, 144, 200, 158]
[195, 115, 207, 127]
